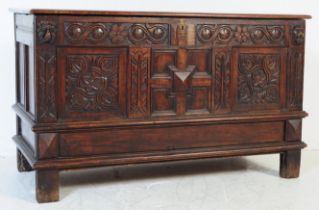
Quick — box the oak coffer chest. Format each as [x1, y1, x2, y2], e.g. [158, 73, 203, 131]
[11, 9, 311, 202]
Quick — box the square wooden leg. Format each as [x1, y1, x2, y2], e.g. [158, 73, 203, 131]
[17, 149, 33, 172]
[280, 149, 301, 178]
[36, 170, 60, 203]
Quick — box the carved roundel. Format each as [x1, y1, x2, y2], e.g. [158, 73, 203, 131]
[199, 25, 213, 41]
[65, 23, 109, 42]
[65, 23, 86, 41]
[250, 26, 284, 43]
[197, 24, 233, 43]
[128, 24, 168, 44]
[87, 24, 108, 42]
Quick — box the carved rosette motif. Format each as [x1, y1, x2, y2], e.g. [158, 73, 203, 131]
[291, 25, 305, 45]
[65, 55, 119, 112]
[37, 21, 57, 44]
[196, 24, 285, 46]
[38, 54, 57, 122]
[64, 22, 169, 45]
[214, 49, 231, 113]
[238, 54, 280, 105]
[128, 48, 150, 118]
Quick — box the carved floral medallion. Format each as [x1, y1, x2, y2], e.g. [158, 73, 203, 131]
[238, 54, 280, 105]
[65, 55, 119, 112]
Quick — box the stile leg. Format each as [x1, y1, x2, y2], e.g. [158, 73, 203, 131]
[36, 170, 60, 203]
[280, 149, 301, 178]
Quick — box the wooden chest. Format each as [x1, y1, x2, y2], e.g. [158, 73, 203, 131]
[12, 9, 310, 202]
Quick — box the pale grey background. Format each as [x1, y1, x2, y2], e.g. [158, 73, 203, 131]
[0, 0, 318, 157]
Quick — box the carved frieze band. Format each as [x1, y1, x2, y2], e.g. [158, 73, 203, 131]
[287, 49, 304, 111]
[196, 24, 286, 46]
[38, 53, 57, 122]
[128, 48, 151, 118]
[213, 48, 231, 114]
[64, 22, 170, 45]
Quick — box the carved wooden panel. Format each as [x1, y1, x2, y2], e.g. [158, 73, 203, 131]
[287, 49, 304, 111]
[187, 87, 210, 113]
[65, 55, 119, 112]
[238, 54, 280, 104]
[196, 24, 286, 47]
[151, 49, 177, 77]
[64, 22, 170, 46]
[128, 48, 151, 118]
[213, 48, 231, 114]
[187, 49, 212, 75]
[232, 48, 286, 111]
[150, 48, 212, 116]
[57, 48, 127, 119]
[151, 88, 176, 116]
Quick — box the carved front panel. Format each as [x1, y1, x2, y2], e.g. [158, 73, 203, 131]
[57, 48, 127, 119]
[232, 48, 286, 111]
[150, 48, 212, 116]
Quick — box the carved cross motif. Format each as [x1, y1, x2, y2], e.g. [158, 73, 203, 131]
[166, 48, 196, 115]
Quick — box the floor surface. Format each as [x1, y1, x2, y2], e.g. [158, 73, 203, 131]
[0, 151, 318, 210]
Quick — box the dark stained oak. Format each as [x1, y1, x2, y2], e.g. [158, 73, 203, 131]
[280, 149, 302, 178]
[11, 9, 310, 202]
[36, 170, 59, 203]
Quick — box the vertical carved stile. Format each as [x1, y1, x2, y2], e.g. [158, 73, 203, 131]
[128, 48, 151, 118]
[36, 17, 58, 122]
[38, 53, 57, 122]
[213, 48, 231, 114]
[286, 23, 305, 111]
[287, 49, 304, 111]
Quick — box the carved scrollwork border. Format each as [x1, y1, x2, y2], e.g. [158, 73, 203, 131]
[196, 24, 286, 46]
[64, 22, 170, 45]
